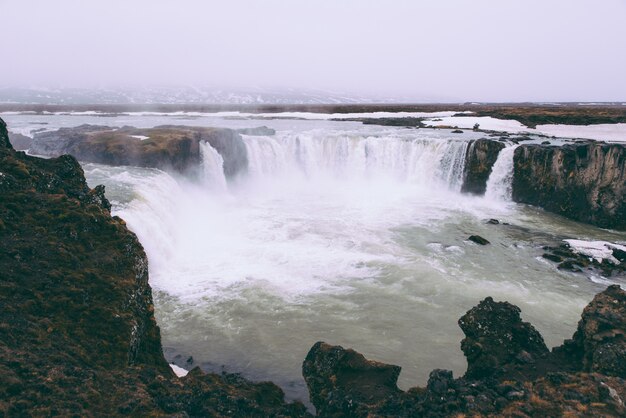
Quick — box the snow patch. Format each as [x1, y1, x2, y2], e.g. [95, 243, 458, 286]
[169, 364, 189, 377]
[534, 124, 626, 143]
[130, 135, 150, 141]
[423, 116, 530, 133]
[564, 239, 626, 264]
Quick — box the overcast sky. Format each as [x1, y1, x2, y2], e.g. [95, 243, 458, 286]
[1, 0, 625, 102]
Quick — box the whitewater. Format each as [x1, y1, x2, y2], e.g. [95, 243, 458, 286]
[3, 112, 625, 402]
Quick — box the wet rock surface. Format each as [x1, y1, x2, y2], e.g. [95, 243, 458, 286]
[29, 124, 251, 178]
[461, 138, 506, 194]
[468, 234, 490, 245]
[512, 142, 626, 230]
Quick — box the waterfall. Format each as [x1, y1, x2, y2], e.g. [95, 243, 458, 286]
[199, 141, 228, 191]
[484, 144, 519, 201]
[240, 132, 470, 191]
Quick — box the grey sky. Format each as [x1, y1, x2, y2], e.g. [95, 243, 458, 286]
[1, 0, 625, 101]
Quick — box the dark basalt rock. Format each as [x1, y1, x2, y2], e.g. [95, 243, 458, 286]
[0, 118, 10, 149]
[558, 285, 626, 378]
[461, 139, 506, 194]
[29, 124, 251, 178]
[302, 342, 401, 417]
[512, 142, 626, 230]
[614, 248, 626, 262]
[451, 129, 464, 133]
[458, 297, 549, 379]
[0, 118, 308, 416]
[468, 235, 490, 245]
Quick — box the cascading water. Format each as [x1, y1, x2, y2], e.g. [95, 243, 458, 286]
[199, 141, 228, 191]
[241, 132, 470, 190]
[485, 144, 520, 201]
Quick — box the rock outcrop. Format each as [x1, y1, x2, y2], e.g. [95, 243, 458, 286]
[556, 285, 626, 378]
[512, 142, 626, 230]
[302, 342, 402, 417]
[461, 138, 505, 194]
[458, 297, 549, 379]
[0, 118, 308, 416]
[29, 124, 250, 178]
[303, 286, 626, 417]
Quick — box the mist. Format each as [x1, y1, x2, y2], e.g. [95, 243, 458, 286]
[1, 0, 625, 102]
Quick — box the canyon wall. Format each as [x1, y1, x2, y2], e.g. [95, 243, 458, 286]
[513, 142, 625, 230]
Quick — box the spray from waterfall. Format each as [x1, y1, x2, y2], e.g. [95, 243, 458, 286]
[485, 144, 520, 201]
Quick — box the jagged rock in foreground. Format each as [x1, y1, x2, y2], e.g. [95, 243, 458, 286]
[0, 118, 308, 416]
[513, 142, 626, 231]
[29, 124, 252, 177]
[557, 284, 626, 378]
[461, 138, 506, 194]
[302, 342, 402, 416]
[303, 286, 626, 417]
[458, 297, 549, 379]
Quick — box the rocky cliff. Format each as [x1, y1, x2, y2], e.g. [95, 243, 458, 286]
[513, 142, 626, 230]
[0, 118, 308, 416]
[461, 138, 505, 194]
[28, 125, 253, 178]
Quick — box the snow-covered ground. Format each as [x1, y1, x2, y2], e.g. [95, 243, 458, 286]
[169, 364, 189, 377]
[423, 116, 530, 133]
[423, 116, 626, 142]
[564, 239, 626, 264]
[535, 123, 626, 143]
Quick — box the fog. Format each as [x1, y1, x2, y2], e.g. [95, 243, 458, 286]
[1, 0, 625, 102]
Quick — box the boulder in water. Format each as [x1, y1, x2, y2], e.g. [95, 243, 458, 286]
[468, 235, 490, 245]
